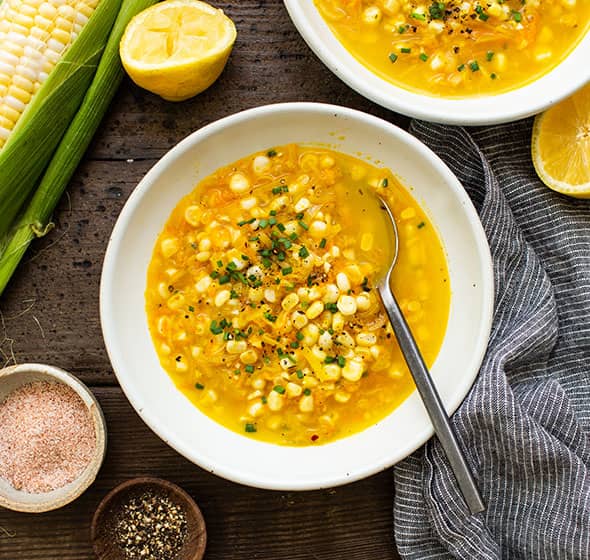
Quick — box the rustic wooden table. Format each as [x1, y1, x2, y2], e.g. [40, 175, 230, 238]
[0, 2, 410, 558]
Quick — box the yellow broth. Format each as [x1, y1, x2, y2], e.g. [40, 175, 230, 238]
[145, 145, 450, 445]
[315, 0, 590, 97]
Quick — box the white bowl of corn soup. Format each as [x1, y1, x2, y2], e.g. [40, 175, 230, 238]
[100, 103, 493, 490]
[284, 0, 590, 125]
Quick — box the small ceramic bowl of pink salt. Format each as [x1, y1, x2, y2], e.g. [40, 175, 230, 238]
[0, 363, 107, 512]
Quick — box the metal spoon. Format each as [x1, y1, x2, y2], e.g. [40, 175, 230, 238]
[376, 198, 485, 515]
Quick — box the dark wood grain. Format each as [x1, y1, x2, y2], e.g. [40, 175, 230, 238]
[0, 0, 406, 557]
[0, 389, 397, 560]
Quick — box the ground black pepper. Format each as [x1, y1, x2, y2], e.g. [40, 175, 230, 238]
[115, 491, 187, 560]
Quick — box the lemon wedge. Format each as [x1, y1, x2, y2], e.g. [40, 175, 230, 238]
[120, 0, 237, 101]
[532, 84, 590, 198]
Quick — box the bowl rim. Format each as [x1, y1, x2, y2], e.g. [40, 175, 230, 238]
[100, 102, 494, 490]
[0, 363, 107, 512]
[283, 0, 590, 125]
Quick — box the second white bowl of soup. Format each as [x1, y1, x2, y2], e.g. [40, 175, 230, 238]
[101, 103, 494, 489]
[284, 0, 590, 125]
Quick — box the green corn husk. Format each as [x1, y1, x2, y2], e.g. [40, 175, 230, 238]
[0, 0, 122, 239]
[0, 0, 158, 295]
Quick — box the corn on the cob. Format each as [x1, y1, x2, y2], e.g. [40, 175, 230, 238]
[0, 0, 157, 295]
[0, 0, 101, 148]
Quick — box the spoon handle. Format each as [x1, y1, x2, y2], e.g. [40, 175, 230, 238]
[378, 285, 485, 515]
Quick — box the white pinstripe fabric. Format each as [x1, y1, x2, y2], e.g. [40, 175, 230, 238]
[393, 120, 590, 560]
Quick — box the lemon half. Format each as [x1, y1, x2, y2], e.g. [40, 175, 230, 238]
[532, 84, 590, 199]
[120, 0, 237, 101]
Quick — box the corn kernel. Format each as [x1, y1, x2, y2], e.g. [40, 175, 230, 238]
[302, 323, 320, 345]
[248, 401, 264, 417]
[294, 197, 311, 213]
[337, 295, 357, 316]
[286, 382, 303, 397]
[229, 173, 250, 193]
[292, 310, 309, 329]
[240, 349, 259, 364]
[334, 391, 351, 403]
[226, 340, 247, 354]
[336, 272, 351, 292]
[336, 331, 355, 348]
[252, 155, 271, 174]
[342, 359, 364, 382]
[175, 359, 188, 372]
[332, 312, 345, 332]
[356, 332, 377, 346]
[267, 390, 284, 411]
[264, 288, 276, 303]
[167, 293, 185, 310]
[214, 290, 230, 307]
[252, 378, 266, 390]
[196, 251, 210, 262]
[324, 284, 339, 303]
[323, 364, 341, 381]
[360, 233, 374, 252]
[310, 220, 328, 237]
[196, 275, 212, 293]
[184, 205, 201, 226]
[306, 300, 324, 319]
[241, 196, 258, 210]
[281, 293, 300, 312]
[362, 5, 382, 24]
[160, 238, 179, 258]
[299, 394, 314, 412]
[356, 293, 371, 311]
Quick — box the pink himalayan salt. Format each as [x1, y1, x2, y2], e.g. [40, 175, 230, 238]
[0, 380, 96, 493]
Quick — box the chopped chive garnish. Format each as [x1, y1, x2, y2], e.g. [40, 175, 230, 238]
[248, 235, 259, 242]
[218, 275, 230, 285]
[267, 149, 277, 157]
[296, 369, 304, 379]
[295, 212, 304, 220]
[273, 385, 286, 394]
[491, 73, 497, 80]
[337, 355, 346, 368]
[319, 238, 327, 249]
[216, 260, 223, 267]
[195, 382, 204, 390]
[401, 47, 412, 54]
[227, 261, 237, 271]
[469, 60, 480, 72]
[210, 321, 223, 335]
[237, 217, 256, 226]
[324, 356, 336, 364]
[230, 290, 239, 299]
[269, 217, 277, 226]
[245, 365, 255, 373]
[398, 25, 407, 33]
[277, 223, 286, 232]
[261, 396, 267, 404]
[188, 305, 195, 312]
[303, 388, 311, 396]
[429, 2, 445, 19]
[410, 12, 426, 20]
[298, 220, 309, 230]
[282, 266, 293, 276]
[417, 221, 426, 229]
[389, 53, 398, 63]
[241, 254, 249, 260]
[289, 232, 298, 241]
[486, 51, 494, 61]
[264, 312, 277, 322]
[296, 332, 304, 341]
[457, 64, 465, 72]
[290, 341, 299, 348]
[245, 423, 257, 433]
[299, 246, 309, 258]
[325, 302, 338, 313]
[419, 53, 428, 62]
[262, 258, 272, 268]
[259, 219, 269, 228]
[475, 5, 488, 20]
[512, 10, 522, 22]
[270, 210, 277, 216]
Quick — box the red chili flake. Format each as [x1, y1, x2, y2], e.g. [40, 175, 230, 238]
[311, 434, 319, 442]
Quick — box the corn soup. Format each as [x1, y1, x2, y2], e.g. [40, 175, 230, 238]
[146, 145, 450, 445]
[315, 0, 590, 97]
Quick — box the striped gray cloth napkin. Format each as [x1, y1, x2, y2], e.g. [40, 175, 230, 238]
[393, 119, 590, 559]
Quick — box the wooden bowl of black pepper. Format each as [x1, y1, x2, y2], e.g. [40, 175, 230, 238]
[91, 477, 206, 560]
